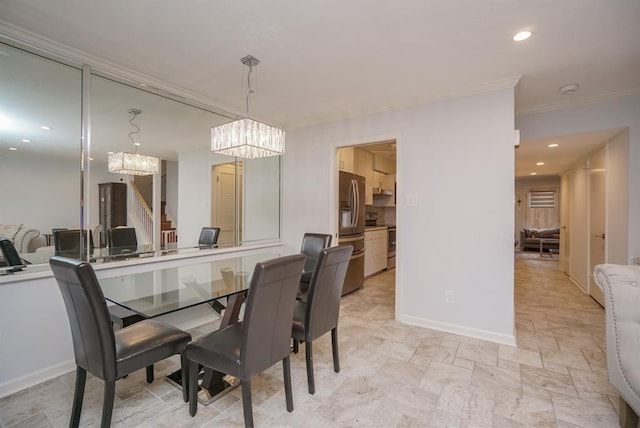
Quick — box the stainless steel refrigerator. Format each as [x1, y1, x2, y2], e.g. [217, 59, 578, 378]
[338, 171, 365, 295]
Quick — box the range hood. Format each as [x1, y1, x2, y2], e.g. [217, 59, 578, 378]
[373, 187, 393, 196]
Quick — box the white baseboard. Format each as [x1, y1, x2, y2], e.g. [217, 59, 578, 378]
[0, 359, 76, 399]
[399, 315, 517, 347]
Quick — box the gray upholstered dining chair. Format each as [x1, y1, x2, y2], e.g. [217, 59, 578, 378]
[50, 256, 192, 428]
[186, 253, 305, 427]
[292, 245, 352, 394]
[198, 227, 220, 249]
[297, 233, 333, 301]
[54, 229, 93, 259]
[108, 227, 138, 257]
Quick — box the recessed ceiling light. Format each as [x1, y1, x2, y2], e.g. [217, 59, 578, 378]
[9, 147, 17, 151]
[41, 125, 52, 130]
[88, 157, 94, 161]
[108, 151, 114, 155]
[530, 172, 537, 176]
[21, 139, 31, 143]
[536, 162, 544, 166]
[513, 31, 532, 42]
[139, 83, 147, 87]
[134, 142, 141, 146]
[548, 143, 559, 148]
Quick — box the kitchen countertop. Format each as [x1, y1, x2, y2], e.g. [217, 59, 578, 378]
[365, 226, 388, 231]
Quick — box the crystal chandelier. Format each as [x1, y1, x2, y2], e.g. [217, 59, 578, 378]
[211, 55, 285, 159]
[108, 109, 160, 175]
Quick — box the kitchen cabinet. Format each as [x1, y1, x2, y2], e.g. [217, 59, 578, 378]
[355, 149, 374, 205]
[373, 155, 395, 174]
[364, 228, 388, 276]
[338, 147, 355, 173]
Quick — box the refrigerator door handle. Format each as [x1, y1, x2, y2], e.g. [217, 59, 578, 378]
[350, 179, 357, 228]
[352, 179, 359, 229]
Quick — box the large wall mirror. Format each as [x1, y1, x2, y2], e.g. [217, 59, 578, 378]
[0, 40, 281, 268]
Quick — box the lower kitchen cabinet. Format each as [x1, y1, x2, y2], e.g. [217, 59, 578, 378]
[365, 228, 388, 276]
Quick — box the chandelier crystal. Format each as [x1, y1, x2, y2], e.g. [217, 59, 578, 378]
[211, 55, 285, 159]
[108, 152, 160, 176]
[108, 108, 160, 176]
[211, 118, 285, 159]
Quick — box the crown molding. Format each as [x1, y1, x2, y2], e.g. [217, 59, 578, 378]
[516, 87, 640, 117]
[287, 75, 522, 129]
[0, 20, 242, 121]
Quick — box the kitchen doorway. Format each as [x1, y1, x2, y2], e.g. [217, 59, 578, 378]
[336, 140, 397, 297]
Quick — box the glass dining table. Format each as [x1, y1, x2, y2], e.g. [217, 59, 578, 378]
[99, 251, 282, 404]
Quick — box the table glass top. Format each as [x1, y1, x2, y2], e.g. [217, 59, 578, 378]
[100, 252, 280, 318]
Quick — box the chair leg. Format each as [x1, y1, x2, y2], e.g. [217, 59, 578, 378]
[241, 380, 254, 428]
[181, 352, 189, 402]
[282, 356, 294, 412]
[146, 365, 154, 383]
[619, 396, 639, 428]
[189, 361, 199, 416]
[70, 366, 86, 428]
[292, 338, 299, 354]
[305, 341, 315, 395]
[331, 327, 340, 373]
[101, 380, 116, 428]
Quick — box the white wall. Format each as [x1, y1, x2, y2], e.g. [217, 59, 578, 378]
[516, 96, 640, 263]
[284, 88, 516, 343]
[0, 154, 113, 246]
[243, 156, 281, 242]
[165, 160, 179, 223]
[568, 161, 589, 291]
[606, 129, 629, 264]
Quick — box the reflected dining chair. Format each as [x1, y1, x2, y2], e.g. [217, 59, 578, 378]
[198, 227, 220, 249]
[186, 253, 305, 427]
[297, 233, 332, 301]
[50, 256, 192, 428]
[54, 229, 93, 259]
[292, 245, 352, 394]
[108, 227, 138, 257]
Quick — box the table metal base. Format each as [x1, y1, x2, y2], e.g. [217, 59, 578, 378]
[166, 368, 240, 405]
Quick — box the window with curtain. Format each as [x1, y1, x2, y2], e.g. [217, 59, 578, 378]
[527, 190, 558, 229]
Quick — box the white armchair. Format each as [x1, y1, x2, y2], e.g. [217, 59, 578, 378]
[0, 224, 41, 253]
[593, 264, 640, 428]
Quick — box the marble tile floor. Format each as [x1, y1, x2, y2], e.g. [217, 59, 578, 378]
[0, 254, 624, 427]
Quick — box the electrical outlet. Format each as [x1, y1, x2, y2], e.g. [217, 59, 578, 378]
[445, 290, 454, 304]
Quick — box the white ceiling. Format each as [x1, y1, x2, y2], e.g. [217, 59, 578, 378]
[0, 0, 639, 174]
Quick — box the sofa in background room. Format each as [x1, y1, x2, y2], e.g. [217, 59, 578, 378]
[520, 228, 560, 251]
[0, 224, 42, 253]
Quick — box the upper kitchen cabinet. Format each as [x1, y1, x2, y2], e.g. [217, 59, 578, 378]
[373, 174, 396, 207]
[355, 149, 374, 205]
[373, 155, 396, 174]
[338, 147, 355, 173]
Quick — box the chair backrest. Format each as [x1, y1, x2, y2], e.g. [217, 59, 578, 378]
[305, 245, 353, 341]
[198, 227, 220, 248]
[54, 229, 93, 259]
[240, 253, 305, 378]
[300, 233, 332, 273]
[49, 256, 117, 380]
[108, 227, 137, 254]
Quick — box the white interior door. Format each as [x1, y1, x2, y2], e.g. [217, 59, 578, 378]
[559, 173, 571, 273]
[212, 163, 237, 247]
[589, 147, 606, 306]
